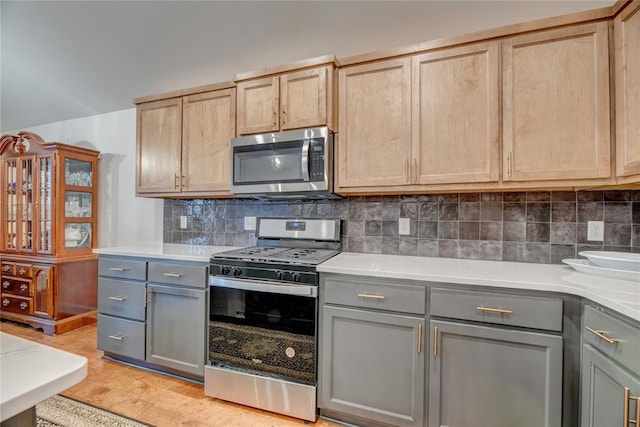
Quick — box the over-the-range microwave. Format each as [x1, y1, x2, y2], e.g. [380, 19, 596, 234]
[230, 127, 337, 199]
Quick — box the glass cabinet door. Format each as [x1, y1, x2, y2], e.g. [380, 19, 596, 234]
[63, 157, 94, 251]
[37, 156, 53, 253]
[3, 157, 36, 252]
[4, 159, 18, 250]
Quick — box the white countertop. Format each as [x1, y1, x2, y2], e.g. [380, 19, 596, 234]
[318, 252, 640, 323]
[0, 333, 88, 421]
[94, 243, 241, 262]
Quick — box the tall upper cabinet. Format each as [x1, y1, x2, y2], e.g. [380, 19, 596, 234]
[235, 55, 337, 135]
[614, 1, 640, 182]
[135, 82, 236, 197]
[0, 131, 100, 335]
[502, 22, 611, 184]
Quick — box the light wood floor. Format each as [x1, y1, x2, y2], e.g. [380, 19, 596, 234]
[1, 320, 342, 427]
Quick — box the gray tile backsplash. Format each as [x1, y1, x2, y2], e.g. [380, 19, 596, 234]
[163, 190, 640, 264]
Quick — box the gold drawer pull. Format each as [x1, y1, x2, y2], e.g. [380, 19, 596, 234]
[109, 267, 129, 272]
[2, 281, 9, 289]
[624, 387, 640, 426]
[108, 296, 127, 302]
[357, 293, 385, 300]
[108, 334, 126, 341]
[417, 323, 423, 354]
[586, 326, 620, 345]
[433, 326, 438, 357]
[163, 273, 182, 278]
[476, 306, 513, 315]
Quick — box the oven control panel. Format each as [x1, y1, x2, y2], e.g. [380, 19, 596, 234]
[210, 263, 318, 285]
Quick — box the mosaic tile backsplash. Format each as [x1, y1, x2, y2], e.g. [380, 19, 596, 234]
[164, 190, 640, 264]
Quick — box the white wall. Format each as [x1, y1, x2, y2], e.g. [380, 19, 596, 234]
[15, 109, 163, 247]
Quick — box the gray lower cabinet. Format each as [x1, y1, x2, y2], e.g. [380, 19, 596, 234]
[581, 305, 640, 427]
[429, 319, 563, 427]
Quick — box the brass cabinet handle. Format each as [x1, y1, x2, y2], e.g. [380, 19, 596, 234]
[108, 296, 127, 302]
[413, 158, 418, 182]
[476, 306, 513, 315]
[163, 272, 182, 278]
[2, 281, 9, 289]
[433, 326, 438, 357]
[357, 293, 385, 300]
[20, 284, 28, 292]
[623, 387, 640, 427]
[405, 159, 410, 183]
[417, 323, 423, 354]
[108, 334, 126, 341]
[174, 174, 180, 190]
[109, 267, 129, 272]
[586, 326, 620, 345]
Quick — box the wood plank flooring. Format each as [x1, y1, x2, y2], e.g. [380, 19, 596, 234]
[0, 320, 342, 427]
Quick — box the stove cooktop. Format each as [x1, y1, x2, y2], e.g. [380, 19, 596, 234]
[211, 246, 339, 266]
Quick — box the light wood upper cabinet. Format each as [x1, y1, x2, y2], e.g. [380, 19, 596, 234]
[338, 58, 412, 188]
[136, 85, 235, 197]
[615, 2, 640, 180]
[136, 98, 183, 194]
[502, 22, 611, 182]
[182, 88, 236, 193]
[412, 42, 500, 185]
[236, 64, 334, 135]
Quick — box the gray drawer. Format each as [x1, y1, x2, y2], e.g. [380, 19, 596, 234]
[430, 287, 563, 332]
[148, 262, 207, 288]
[323, 276, 426, 315]
[97, 314, 145, 360]
[584, 305, 640, 374]
[99, 258, 146, 281]
[98, 278, 146, 321]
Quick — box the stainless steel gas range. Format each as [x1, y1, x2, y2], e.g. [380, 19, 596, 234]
[204, 217, 341, 422]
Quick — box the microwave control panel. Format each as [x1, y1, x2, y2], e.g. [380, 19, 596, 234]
[310, 139, 325, 181]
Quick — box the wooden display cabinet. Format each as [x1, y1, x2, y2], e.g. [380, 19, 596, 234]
[0, 131, 99, 335]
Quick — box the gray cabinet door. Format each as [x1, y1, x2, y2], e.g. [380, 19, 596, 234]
[146, 284, 207, 377]
[581, 343, 640, 427]
[429, 319, 563, 427]
[320, 305, 425, 427]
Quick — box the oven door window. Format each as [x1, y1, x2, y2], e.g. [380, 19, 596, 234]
[233, 140, 305, 185]
[209, 286, 317, 385]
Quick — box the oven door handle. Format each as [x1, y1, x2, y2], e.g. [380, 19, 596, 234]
[209, 276, 317, 298]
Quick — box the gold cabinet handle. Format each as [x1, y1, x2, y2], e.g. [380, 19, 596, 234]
[108, 334, 126, 341]
[476, 306, 513, 315]
[413, 158, 418, 182]
[357, 293, 385, 300]
[417, 323, 423, 354]
[174, 174, 180, 190]
[433, 326, 438, 357]
[109, 267, 129, 272]
[163, 272, 182, 278]
[405, 159, 410, 183]
[108, 296, 127, 302]
[623, 387, 640, 427]
[586, 326, 620, 345]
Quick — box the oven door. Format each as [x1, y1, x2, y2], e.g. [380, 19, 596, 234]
[208, 276, 317, 385]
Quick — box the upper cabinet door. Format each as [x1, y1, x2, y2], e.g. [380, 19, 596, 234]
[136, 98, 183, 194]
[338, 58, 412, 188]
[502, 22, 611, 182]
[182, 88, 236, 193]
[615, 2, 640, 179]
[280, 66, 328, 131]
[236, 76, 279, 135]
[412, 42, 500, 185]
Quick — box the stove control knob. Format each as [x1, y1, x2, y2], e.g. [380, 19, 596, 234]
[220, 266, 231, 275]
[276, 271, 284, 280]
[233, 268, 242, 276]
[291, 272, 300, 282]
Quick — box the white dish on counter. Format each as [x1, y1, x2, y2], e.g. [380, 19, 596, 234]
[578, 251, 640, 272]
[563, 258, 640, 282]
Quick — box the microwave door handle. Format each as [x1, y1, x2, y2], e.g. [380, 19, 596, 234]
[301, 139, 310, 182]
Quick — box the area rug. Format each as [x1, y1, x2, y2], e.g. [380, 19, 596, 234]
[36, 395, 153, 427]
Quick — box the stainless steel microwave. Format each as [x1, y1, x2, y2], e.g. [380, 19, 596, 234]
[230, 127, 336, 199]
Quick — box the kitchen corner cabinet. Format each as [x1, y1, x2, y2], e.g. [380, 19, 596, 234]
[337, 42, 500, 192]
[615, 2, 640, 182]
[97, 255, 208, 381]
[319, 275, 425, 427]
[0, 131, 99, 335]
[235, 57, 336, 135]
[581, 305, 640, 427]
[502, 22, 611, 184]
[429, 288, 563, 427]
[135, 85, 236, 197]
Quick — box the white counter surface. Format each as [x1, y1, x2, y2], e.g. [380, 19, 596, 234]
[0, 333, 88, 421]
[94, 243, 240, 262]
[318, 252, 640, 323]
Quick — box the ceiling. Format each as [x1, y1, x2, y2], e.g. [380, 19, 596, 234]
[0, 0, 615, 133]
